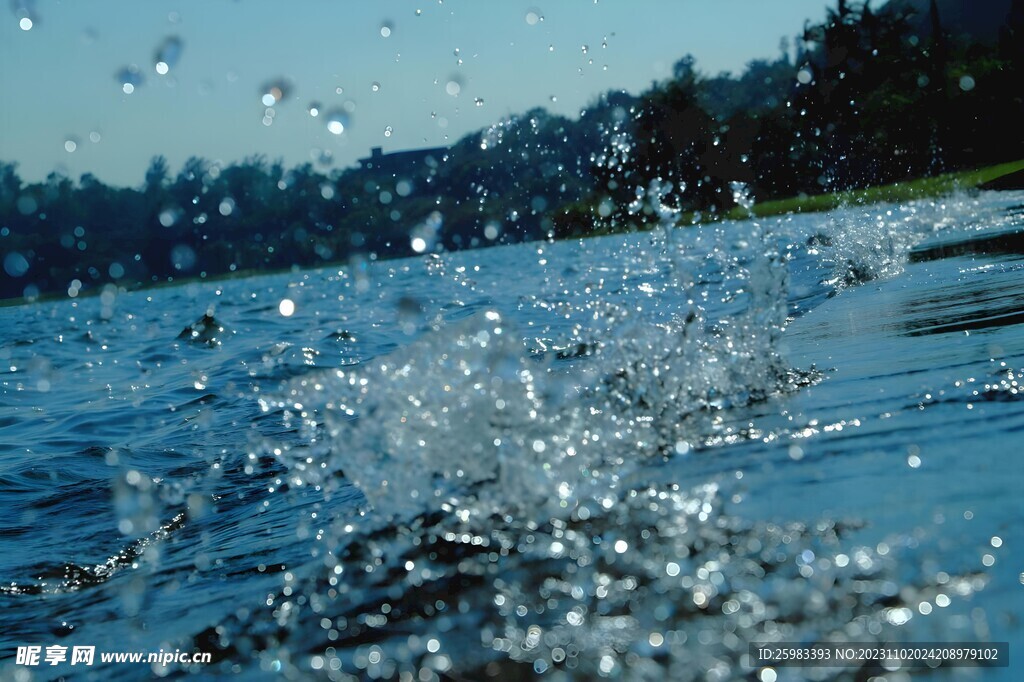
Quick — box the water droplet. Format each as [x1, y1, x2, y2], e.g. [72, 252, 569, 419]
[525, 10, 540, 25]
[116, 65, 144, 94]
[474, 97, 484, 107]
[371, 81, 381, 92]
[19, 17, 32, 30]
[170, 244, 197, 272]
[410, 210, 442, 253]
[445, 79, 461, 96]
[797, 68, 812, 84]
[380, 21, 393, 38]
[159, 208, 181, 227]
[114, 470, 158, 537]
[154, 36, 183, 74]
[308, 102, 321, 117]
[315, 149, 334, 167]
[64, 138, 78, 153]
[396, 296, 423, 335]
[325, 109, 350, 135]
[279, 299, 295, 317]
[959, 75, 976, 92]
[259, 78, 292, 107]
[384, 125, 393, 137]
[16, 196, 37, 216]
[3, 252, 30, 277]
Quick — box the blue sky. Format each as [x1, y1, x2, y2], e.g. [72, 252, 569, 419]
[1, 0, 831, 187]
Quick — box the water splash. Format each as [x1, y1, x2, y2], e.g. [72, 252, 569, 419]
[801, 194, 981, 292]
[264, 194, 801, 526]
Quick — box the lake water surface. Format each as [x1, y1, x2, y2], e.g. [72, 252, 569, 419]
[2, 191, 1023, 681]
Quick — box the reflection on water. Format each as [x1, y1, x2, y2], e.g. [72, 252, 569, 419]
[910, 227, 1024, 263]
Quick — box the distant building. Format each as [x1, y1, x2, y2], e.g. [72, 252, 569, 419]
[357, 146, 448, 172]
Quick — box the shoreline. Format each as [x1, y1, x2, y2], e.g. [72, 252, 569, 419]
[4, 158, 1022, 309]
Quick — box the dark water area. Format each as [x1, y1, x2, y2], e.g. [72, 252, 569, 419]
[1, 191, 1023, 681]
